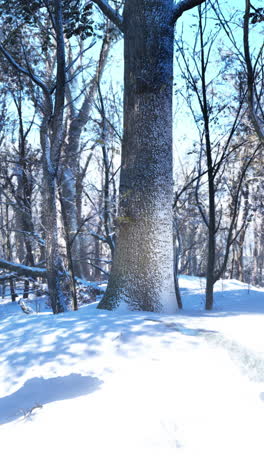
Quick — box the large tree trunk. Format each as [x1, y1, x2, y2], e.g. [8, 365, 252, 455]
[60, 166, 83, 277]
[40, 0, 68, 314]
[98, 0, 177, 312]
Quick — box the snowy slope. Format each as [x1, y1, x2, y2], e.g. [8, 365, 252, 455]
[0, 276, 264, 467]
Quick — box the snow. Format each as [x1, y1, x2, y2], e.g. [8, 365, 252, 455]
[1, 276, 264, 467]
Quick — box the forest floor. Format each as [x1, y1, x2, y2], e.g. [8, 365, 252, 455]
[1, 276, 264, 467]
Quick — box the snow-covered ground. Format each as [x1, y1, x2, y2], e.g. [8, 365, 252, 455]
[1, 276, 264, 467]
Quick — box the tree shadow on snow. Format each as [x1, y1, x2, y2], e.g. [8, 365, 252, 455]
[0, 373, 102, 425]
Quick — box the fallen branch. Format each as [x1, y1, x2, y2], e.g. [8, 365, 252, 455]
[0, 259, 46, 278]
[18, 299, 35, 315]
[0, 259, 107, 293]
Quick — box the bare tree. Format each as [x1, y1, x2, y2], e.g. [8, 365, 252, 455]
[60, 24, 115, 279]
[0, 0, 68, 313]
[174, 3, 260, 308]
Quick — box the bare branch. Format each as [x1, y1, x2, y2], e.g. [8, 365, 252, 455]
[172, 0, 206, 24]
[0, 44, 50, 95]
[65, 41, 96, 74]
[92, 0, 124, 31]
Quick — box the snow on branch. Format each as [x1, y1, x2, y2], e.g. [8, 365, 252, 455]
[0, 259, 47, 279]
[0, 44, 50, 95]
[0, 273, 17, 282]
[172, 0, 206, 24]
[0, 259, 107, 285]
[89, 230, 107, 243]
[92, 0, 124, 31]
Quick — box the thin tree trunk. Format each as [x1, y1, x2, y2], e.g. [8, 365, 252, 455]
[61, 29, 113, 278]
[59, 189, 78, 310]
[235, 182, 250, 282]
[14, 93, 35, 298]
[5, 206, 17, 302]
[197, 8, 215, 310]
[174, 239, 183, 309]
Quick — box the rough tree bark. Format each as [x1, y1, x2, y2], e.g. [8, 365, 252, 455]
[93, 0, 205, 312]
[230, 182, 250, 282]
[243, 0, 264, 144]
